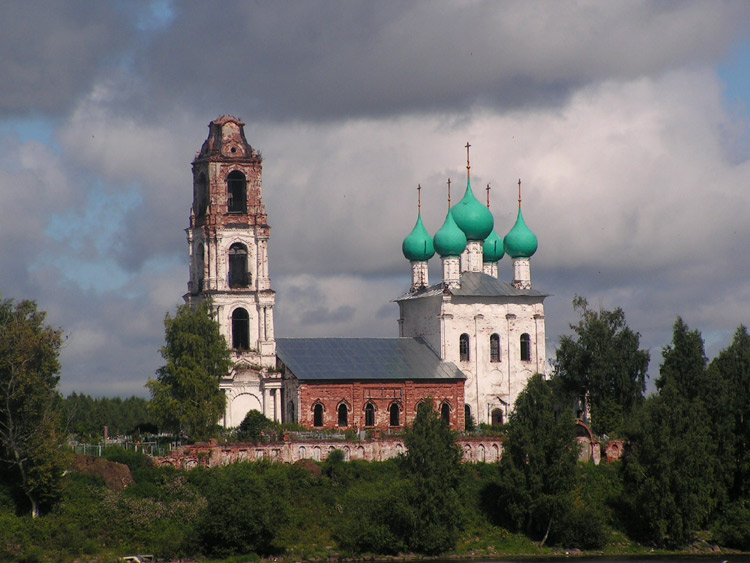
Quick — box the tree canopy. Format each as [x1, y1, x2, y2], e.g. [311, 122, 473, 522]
[553, 296, 650, 435]
[624, 318, 721, 547]
[147, 300, 232, 441]
[497, 373, 579, 546]
[0, 297, 66, 517]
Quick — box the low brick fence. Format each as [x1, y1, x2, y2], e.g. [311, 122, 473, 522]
[153, 435, 504, 469]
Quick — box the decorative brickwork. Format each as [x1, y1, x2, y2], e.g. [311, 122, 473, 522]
[296, 380, 465, 431]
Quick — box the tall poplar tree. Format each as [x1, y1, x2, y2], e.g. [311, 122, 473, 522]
[147, 301, 232, 441]
[0, 297, 66, 518]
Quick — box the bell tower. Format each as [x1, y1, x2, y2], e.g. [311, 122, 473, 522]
[185, 116, 280, 426]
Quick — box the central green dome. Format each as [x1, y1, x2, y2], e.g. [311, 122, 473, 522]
[451, 178, 494, 241]
[504, 207, 538, 258]
[433, 209, 467, 257]
[483, 228, 505, 263]
[402, 212, 435, 262]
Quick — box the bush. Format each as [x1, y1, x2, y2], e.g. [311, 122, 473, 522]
[713, 501, 750, 550]
[551, 502, 608, 549]
[197, 463, 289, 558]
[237, 410, 279, 442]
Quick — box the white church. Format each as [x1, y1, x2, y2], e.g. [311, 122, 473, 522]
[184, 117, 547, 430]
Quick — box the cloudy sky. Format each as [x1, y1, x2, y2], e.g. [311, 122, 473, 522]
[2, 1, 749, 397]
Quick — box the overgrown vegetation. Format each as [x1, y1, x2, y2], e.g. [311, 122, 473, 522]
[4, 295, 750, 560]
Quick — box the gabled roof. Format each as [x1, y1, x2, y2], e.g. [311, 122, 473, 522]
[395, 270, 548, 301]
[276, 337, 465, 382]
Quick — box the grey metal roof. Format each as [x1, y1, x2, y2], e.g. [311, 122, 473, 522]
[395, 270, 548, 301]
[276, 337, 466, 382]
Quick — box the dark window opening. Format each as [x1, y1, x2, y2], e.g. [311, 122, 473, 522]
[520, 333, 531, 362]
[389, 403, 400, 427]
[227, 171, 247, 213]
[228, 243, 250, 288]
[288, 401, 295, 424]
[460, 333, 470, 362]
[441, 402, 450, 425]
[313, 404, 323, 427]
[490, 333, 500, 362]
[196, 243, 205, 293]
[464, 404, 472, 430]
[338, 404, 348, 427]
[491, 408, 504, 426]
[195, 172, 207, 217]
[231, 308, 250, 350]
[365, 403, 375, 427]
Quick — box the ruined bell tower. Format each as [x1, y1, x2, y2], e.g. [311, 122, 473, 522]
[185, 116, 280, 426]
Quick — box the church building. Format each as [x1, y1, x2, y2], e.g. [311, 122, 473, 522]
[185, 117, 547, 431]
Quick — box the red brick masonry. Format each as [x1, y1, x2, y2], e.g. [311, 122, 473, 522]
[297, 380, 465, 431]
[154, 435, 502, 469]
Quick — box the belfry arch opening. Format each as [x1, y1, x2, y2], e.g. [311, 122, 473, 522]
[231, 308, 250, 350]
[228, 243, 250, 288]
[195, 172, 207, 217]
[227, 171, 247, 213]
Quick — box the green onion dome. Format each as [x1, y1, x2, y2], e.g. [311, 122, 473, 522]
[483, 228, 505, 263]
[504, 207, 538, 258]
[451, 178, 494, 241]
[433, 209, 468, 257]
[402, 212, 435, 262]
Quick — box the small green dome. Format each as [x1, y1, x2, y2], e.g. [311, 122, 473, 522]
[451, 178, 494, 241]
[402, 212, 435, 262]
[504, 207, 538, 258]
[433, 209, 467, 257]
[483, 229, 505, 263]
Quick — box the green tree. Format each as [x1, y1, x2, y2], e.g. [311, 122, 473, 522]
[401, 400, 464, 554]
[708, 326, 750, 502]
[497, 373, 578, 546]
[553, 296, 650, 435]
[623, 319, 720, 547]
[655, 317, 708, 399]
[196, 463, 289, 558]
[0, 297, 66, 517]
[147, 301, 231, 441]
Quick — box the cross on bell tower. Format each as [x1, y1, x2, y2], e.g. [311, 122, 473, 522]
[185, 116, 280, 426]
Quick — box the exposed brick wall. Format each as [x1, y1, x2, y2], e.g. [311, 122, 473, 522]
[297, 379, 465, 431]
[154, 435, 503, 469]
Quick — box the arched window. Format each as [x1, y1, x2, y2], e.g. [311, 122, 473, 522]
[491, 408, 504, 426]
[231, 308, 250, 350]
[287, 401, 295, 424]
[441, 402, 451, 425]
[464, 404, 472, 430]
[520, 333, 531, 362]
[228, 243, 250, 288]
[389, 403, 400, 427]
[365, 403, 375, 427]
[338, 403, 348, 427]
[313, 403, 324, 427]
[195, 172, 207, 216]
[227, 170, 247, 213]
[490, 333, 500, 362]
[459, 333, 470, 362]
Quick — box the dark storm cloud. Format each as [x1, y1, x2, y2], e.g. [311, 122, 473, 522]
[0, 1, 135, 116]
[136, 1, 750, 120]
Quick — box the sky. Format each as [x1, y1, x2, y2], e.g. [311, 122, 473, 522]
[1, 1, 750, 397]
